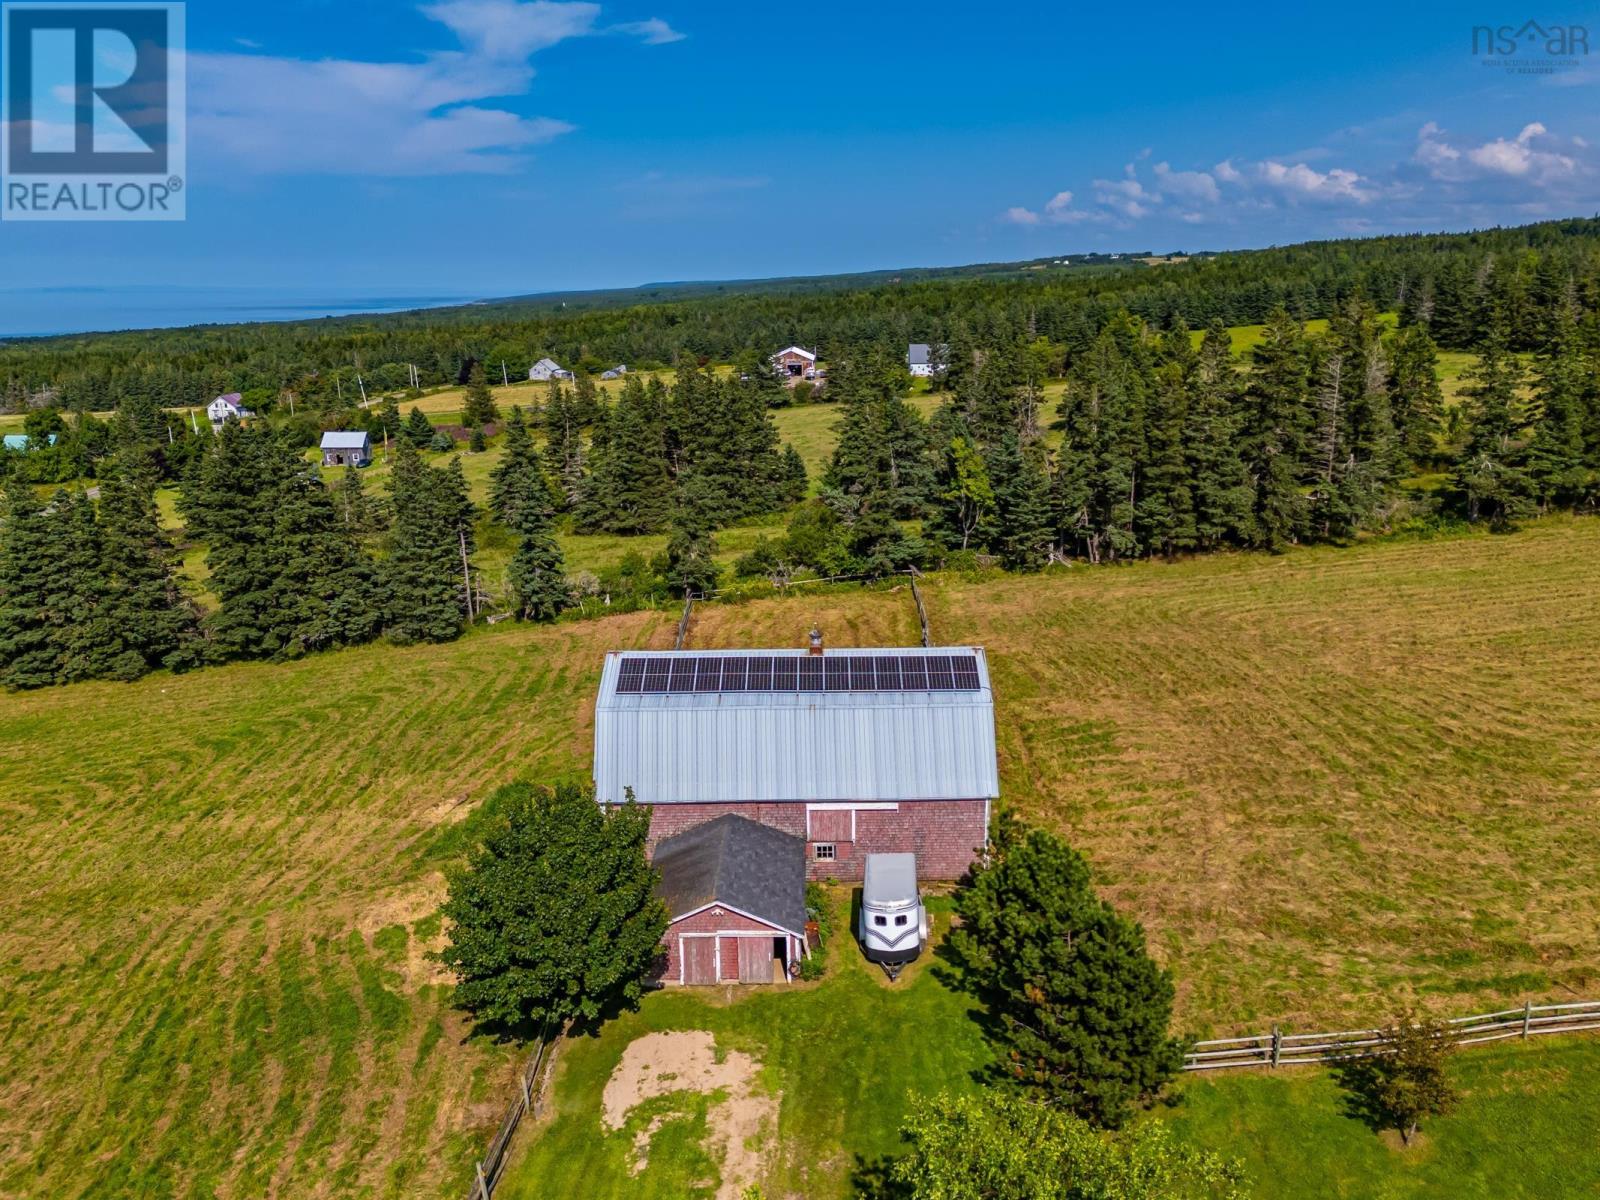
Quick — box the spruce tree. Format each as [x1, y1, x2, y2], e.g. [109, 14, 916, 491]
[659, 476, 720, 595]
[403, 406, 435, 449]
[1449, 326, 1534, 528]
[1136, 341, 1198, 558]
[96, 466, 201, 678]
[506, 503, 568, 622]
[987, 434, 1052, 571]
[582, 376, 672, 534]
[50, 489, 115, 683]
[1242, 307, 1311, 549]
[1187, 322, 1255, 548]
[0, 486, 58, 688]
[461, 361, 499, 428]
[1387, 326, 1445, 471]
[950, 815, 1184, 1129]
[779, 443, 808, 504]
[1525, 303, 1590, 508]
[383, 442, 468, 643]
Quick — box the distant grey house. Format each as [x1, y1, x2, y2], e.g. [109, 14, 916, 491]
[528, 356, 573, 382]
[320, 430, 372, 467]
[600, 364, 628, 380]
[907, 343, 946, 378]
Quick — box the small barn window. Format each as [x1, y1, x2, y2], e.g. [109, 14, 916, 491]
[814, 843, 835, 861]
[894, 915, 908, 927]
[873, 915, 887, 927]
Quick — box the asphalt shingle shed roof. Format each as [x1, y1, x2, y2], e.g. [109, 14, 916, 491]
[653, 814, 808, 936]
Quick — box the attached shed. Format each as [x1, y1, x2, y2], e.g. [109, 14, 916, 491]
[320, 430, 372, 467]
[653, 814, 809, 984]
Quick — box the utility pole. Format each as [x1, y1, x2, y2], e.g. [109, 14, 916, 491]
[357, 374, 367, 407]
[501, 361, 509, 387]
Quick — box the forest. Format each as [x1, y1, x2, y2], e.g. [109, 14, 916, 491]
[1, 216, 1599, 688]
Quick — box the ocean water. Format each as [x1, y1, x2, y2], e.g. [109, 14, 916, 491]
[0, 287, 484, 339]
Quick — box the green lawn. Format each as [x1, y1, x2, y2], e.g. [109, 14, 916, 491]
[501, 890, 1600, 1199]
[1168, 1037, 1600, 1199]
[501, 892, 988, 1200]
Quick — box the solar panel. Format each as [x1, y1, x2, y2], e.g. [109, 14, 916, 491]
[719, 657, 748, 692]
[615, 659, 646, 693]
[693, 657, 722, 692]
[612, 653, 982, 695]
[641, 658, 671, 693]
[668, 658, 697, 692]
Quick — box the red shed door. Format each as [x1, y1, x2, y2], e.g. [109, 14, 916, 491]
[681, 936, 716, 985]
[737, 937, 774, 983]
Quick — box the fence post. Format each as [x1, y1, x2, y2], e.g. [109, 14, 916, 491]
[1270, 1025, 1282, 1068]
[1523, 1000, 1533, 1039]
[476, 1161, 490, 1200]
[521, 1069, 532, 1110]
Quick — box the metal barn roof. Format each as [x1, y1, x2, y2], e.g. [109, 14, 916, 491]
[593, 647, 999, 805]
[320, 430, 370, 449]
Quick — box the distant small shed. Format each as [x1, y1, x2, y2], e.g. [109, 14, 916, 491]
[653, 814, 809, 985]
[320, 430, 372, 467]
[600, 364, 628, 380]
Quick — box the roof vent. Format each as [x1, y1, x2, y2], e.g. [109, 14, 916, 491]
[808, 626, 824, 656]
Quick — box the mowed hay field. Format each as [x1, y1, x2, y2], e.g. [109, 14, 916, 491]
[3, 519, 1600, 1195]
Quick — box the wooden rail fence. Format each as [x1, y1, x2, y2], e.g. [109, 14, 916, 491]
[1184, 1000, 1600, 1072]
[466, 1031, 554, 1200]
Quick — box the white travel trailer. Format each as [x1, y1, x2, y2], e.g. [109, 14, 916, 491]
[858, 853, 928, 977]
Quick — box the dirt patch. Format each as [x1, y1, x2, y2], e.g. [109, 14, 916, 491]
[601, 1031, 778, 1200]
[357, 877, 452, 990]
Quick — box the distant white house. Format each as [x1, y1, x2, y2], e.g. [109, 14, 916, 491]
[320, 430, 372, 468]
[206, 392, 253, 427]
[600, 364, 628, 380]
[528, 357, 573, 382]
[907, 343, 947, 378]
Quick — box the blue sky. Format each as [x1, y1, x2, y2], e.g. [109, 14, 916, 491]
[4, 0, 1600, 306]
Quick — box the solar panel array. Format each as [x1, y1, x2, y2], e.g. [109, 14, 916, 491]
[614, 653, 982, 695]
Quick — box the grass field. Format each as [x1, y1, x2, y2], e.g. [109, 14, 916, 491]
[4, 514, 1599, 1196]
[499, 889, 1600, 1199]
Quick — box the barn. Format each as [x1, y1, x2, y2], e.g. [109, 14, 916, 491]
[769, 346, 817, 379]
[593, 641, 998, 883]
[653, 814, 809, 985]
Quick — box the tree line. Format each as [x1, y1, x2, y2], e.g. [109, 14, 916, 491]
[4, 217, 1600, 415]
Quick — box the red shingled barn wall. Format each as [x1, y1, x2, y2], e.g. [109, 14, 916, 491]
[643, 799, 987, 882]
[659, 906, 800, 985]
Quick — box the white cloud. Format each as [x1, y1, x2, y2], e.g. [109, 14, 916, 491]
[1153, 162, 1220, 204]
[1213, 159, 1241, 183]
[1257, 160, 1374, 203]
[610, 18, 686, 44]
[192, 1, 680, 176]
[1415, 120, 1579, 185]
[1092, 176, 1153, 218]
[1001, 205, 1041, 226]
